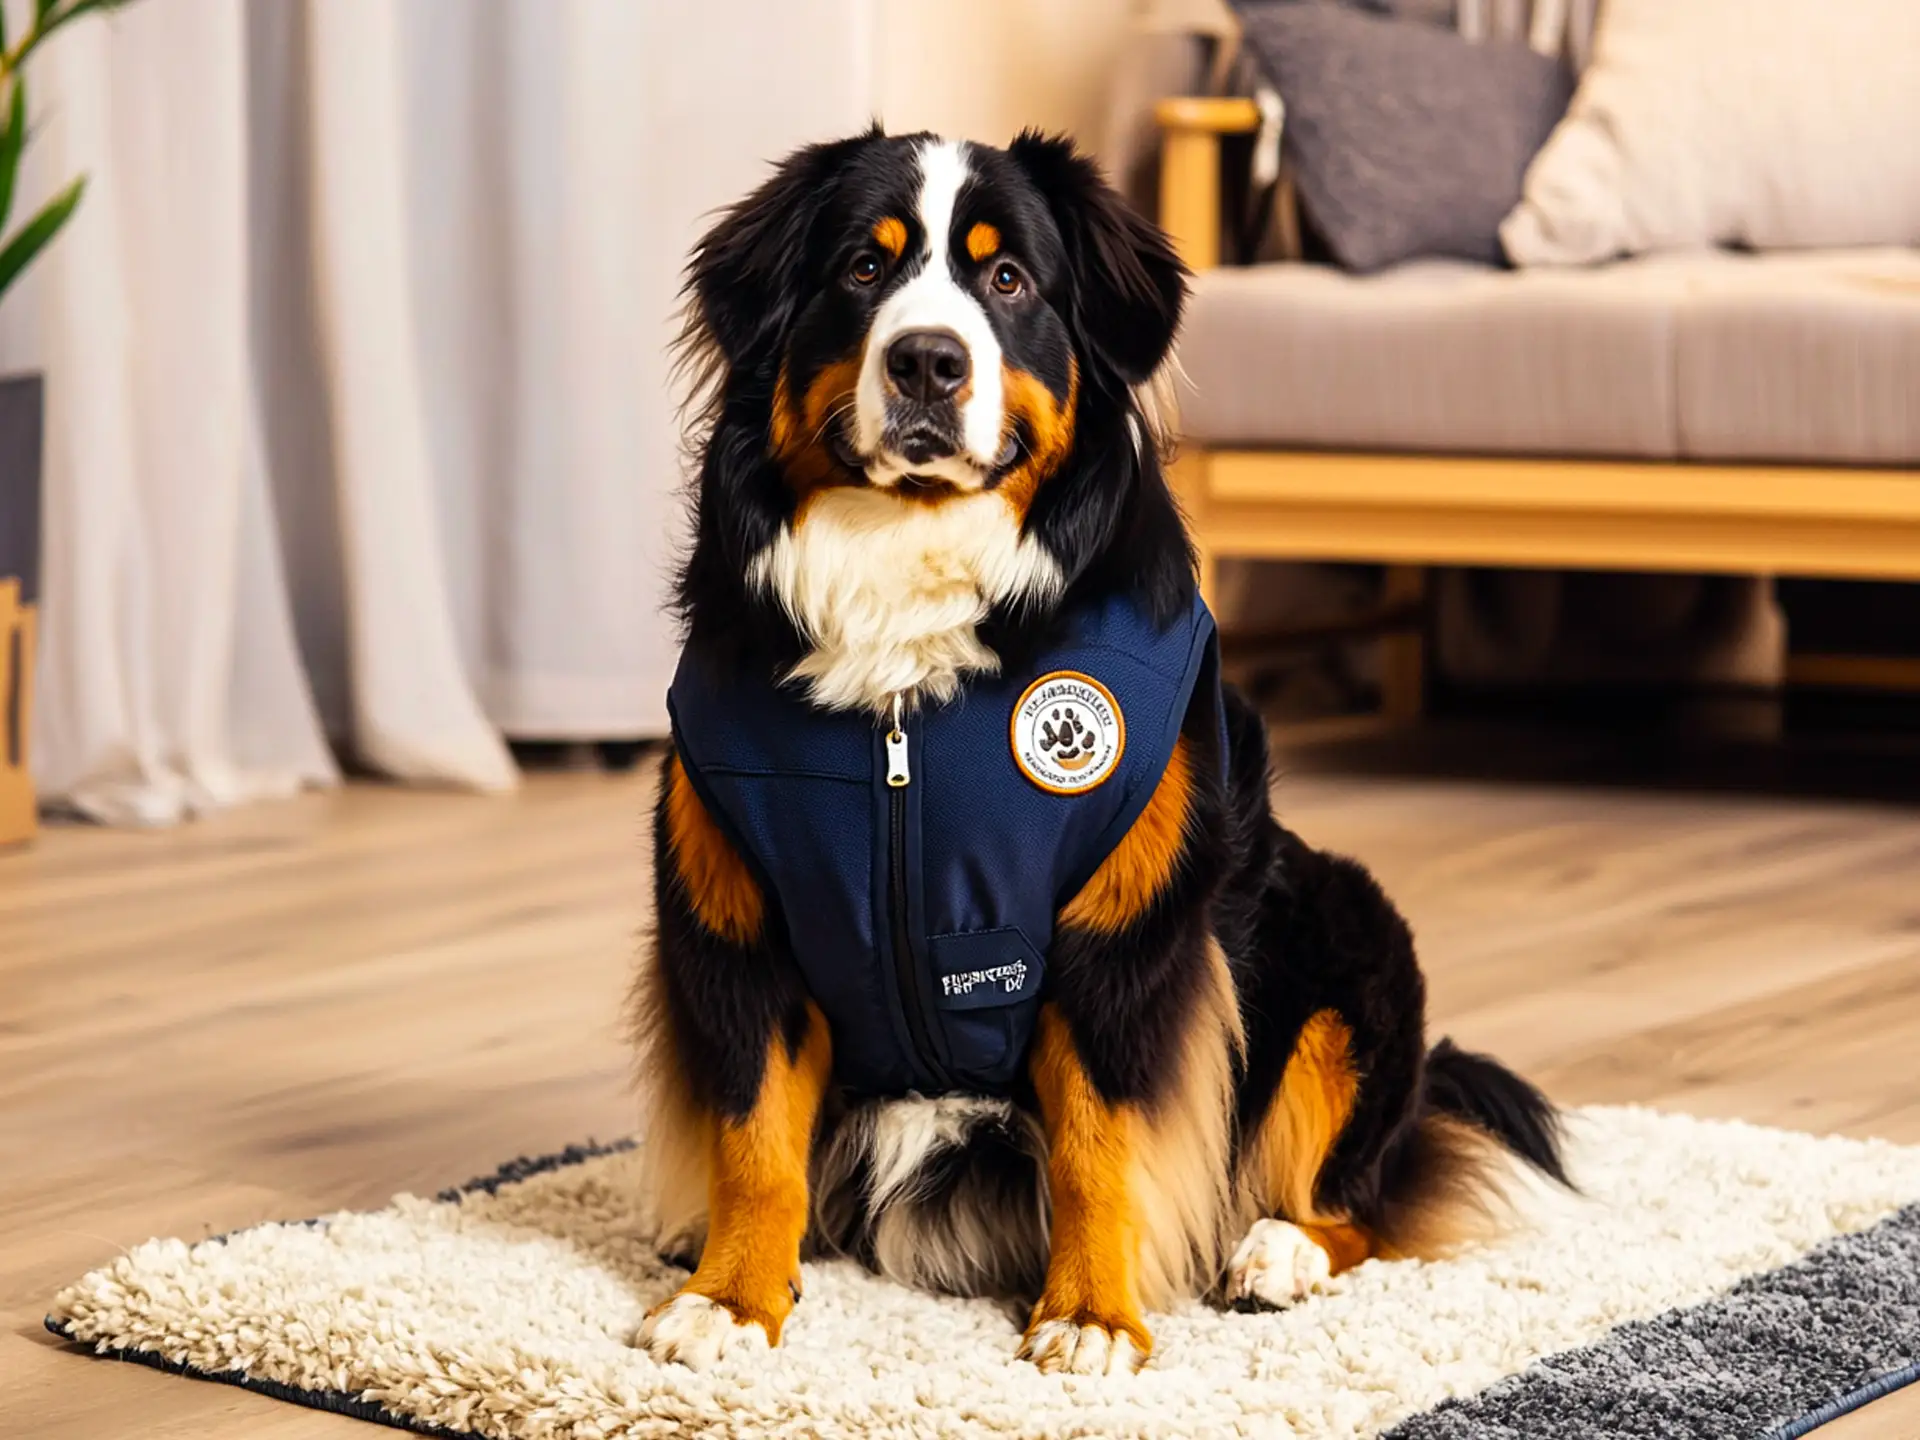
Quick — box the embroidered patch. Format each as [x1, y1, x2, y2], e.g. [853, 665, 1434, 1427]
[1011, 671, 1125, 795]
[941, 958, 1028, 1001]
[929, 928, 1043, 1012]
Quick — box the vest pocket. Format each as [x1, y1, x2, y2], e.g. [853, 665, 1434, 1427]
[927, 929, 1044, 1084]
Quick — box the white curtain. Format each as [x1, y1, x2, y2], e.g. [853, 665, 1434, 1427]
[4, 0, 873, 825]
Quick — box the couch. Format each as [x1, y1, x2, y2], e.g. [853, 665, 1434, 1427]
[1155, 87, 1920, 719]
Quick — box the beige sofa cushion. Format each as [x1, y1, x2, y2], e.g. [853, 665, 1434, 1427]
[1176, 249, 1920, 464]
[1178, 255, 1688, 457]
[1676, 250, 1920, 465]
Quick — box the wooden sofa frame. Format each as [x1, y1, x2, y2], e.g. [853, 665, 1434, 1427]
[1157, 98, 1920, 718]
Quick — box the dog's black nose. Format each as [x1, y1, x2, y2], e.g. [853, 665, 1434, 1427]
[885, 329, 970, 402]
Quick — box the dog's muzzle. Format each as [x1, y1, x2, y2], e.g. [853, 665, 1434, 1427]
[885, 329, 970, 404]
[881, 328, 969, 466]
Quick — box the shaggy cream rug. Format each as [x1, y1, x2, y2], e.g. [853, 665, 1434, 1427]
[47, 1107, 1920, 1439]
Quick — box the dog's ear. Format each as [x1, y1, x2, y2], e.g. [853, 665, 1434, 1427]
[684, 127, 879, 374]
[1008, 131, 1187, 386]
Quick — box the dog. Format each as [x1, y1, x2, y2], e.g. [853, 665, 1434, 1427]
[631, 126, 1567, 1376]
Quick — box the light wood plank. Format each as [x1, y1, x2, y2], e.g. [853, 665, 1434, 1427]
[1208, 452, 1920, 523]
[1152, 97, 1262, 135]
[1190, 451, 1920, 582]
[1200, 496, 1920, 581]
[1155, 98, 1257, 276]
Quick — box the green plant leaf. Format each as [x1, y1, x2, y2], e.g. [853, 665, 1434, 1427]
[35, 0, 123, 42]
[14, 0, 116, 62]
[0, 175, 83, 302]
[0, 81, 25, 234]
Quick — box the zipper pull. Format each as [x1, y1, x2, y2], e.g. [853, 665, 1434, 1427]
[885, 693, 911, 788]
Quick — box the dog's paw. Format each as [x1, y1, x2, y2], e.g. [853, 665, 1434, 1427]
[1018, 1317, 1148, 1376]
[636, 1291, 771, 1369]
[1225, 1218, 1332, 1311]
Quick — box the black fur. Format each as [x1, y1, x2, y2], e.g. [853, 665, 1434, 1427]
[810, 1100, 1051, 1299]
[1044, 688, 1232, 1105]
[1211, 684, 1432, 1222]
[1002, 131, 1197, 634]
[649, 126, 1566, 1311]
[1425, 1038, 1572, 1188]
[650, 774, 812, 1120]
[672, 128, 1196, 680]
[1004, 133, 1188, 388]
[1213, 682, 1570, 1240]
[685, 127, 886, 374]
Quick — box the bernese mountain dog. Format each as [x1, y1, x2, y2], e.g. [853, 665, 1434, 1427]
[631, 126, 1567, 1376]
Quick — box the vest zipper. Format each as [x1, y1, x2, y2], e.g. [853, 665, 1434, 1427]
[886, 695, 950, 1091]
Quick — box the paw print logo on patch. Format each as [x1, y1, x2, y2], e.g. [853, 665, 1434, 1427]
[1012, 671, 1125, 794]
[1039, 707, 1100, 772]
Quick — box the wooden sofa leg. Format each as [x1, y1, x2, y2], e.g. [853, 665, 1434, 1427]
[1379, 566, 1427, 722]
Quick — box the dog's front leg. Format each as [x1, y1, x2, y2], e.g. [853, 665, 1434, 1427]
[640, 1004, 830, 1367]
[1020, 1004, 1153, 1375]
[1018, 733, 1232, 1375]
[637, 754, 830, 1368]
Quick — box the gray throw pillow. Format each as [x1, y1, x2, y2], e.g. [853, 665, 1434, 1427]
[1335, 0, 1457, 25]
[1233, 2, 1573, 272]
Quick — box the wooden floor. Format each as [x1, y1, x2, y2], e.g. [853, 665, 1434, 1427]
[5, 731, 1920, 1437]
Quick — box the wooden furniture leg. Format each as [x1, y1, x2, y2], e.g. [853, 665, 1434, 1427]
[1379, 566, 1427, 722]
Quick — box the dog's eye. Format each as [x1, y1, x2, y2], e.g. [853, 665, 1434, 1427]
[849, 252, 883, 286]
[991, 261, 1024, 297]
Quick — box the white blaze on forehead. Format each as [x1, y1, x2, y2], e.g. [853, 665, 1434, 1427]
[913, 138, 969, 281]
[853, 138, 1006, 483]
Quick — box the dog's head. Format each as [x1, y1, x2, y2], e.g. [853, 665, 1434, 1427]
[675, 128, 1193, 707]
[684, 127, 1185, 500]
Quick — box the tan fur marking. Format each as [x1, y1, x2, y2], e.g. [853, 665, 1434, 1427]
[872, 215, 907, 258]
[966, 222, 1001, 262]
[1060, 737, 1192, 935]
[1373, 1110, 1519, 1261]
[995, 358, 1078, 515]
[663, 753, 763, 946]
[630, 952, 712, 1256]
[652, 1004, 832, 1342]
[1252, 1008, 1361, 1223]
[1298, 1220, 1376, 1276]
[1026, 1006, 1152, 1355]
[771, 356, 864, 493]
[769, 364, 798, 460]
[1130, 937, 1244, 1307]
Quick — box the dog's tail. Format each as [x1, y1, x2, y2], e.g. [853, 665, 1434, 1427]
[1374, 1039, 1570, 1258]
[1423, 1038, 1569, 1186]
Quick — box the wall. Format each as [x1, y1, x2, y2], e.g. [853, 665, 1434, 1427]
[870, 0, 1133, 147]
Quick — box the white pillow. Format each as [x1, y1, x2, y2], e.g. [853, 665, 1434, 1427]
[1502, 0, 1920, 266]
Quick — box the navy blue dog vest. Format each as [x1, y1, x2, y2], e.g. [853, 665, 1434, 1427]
[668, 592, 1220, 1098]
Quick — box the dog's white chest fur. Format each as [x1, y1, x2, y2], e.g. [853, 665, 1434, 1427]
[751, 487, 1062, 714]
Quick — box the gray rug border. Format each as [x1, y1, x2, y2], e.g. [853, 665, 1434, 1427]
[45, 1138, 1920, 1440]
[1386, 1200, 1920, 1440]
[40, 1325, 463, 1440]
